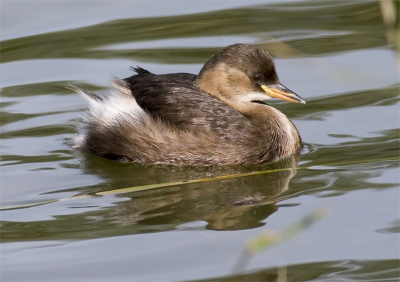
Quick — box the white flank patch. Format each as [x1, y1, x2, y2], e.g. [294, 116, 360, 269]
[73, 80, 148, 149]
[87, 84, 145, 128]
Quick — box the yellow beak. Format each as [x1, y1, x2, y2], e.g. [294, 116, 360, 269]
[261, 84, 306, 104]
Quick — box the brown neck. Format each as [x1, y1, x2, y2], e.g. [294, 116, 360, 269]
[194, 70, 301, 159]
[194, 63, 248, 103]
[231, 102, 302, 159]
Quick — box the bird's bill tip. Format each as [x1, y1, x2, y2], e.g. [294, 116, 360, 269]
[261, 84, 306, 104]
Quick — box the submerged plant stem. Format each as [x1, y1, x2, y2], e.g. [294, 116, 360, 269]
[0, 156, 398, 211]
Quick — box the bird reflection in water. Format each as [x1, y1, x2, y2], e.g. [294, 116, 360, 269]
[79, 154, 299, 231]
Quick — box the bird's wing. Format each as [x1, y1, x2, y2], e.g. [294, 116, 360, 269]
[124, 70, 260, 141]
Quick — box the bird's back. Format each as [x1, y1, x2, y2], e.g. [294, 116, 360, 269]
[124, 69, 262, 140]
[74, 69, 285, 165]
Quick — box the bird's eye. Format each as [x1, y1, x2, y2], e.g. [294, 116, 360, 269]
[252, 73, 262, 84]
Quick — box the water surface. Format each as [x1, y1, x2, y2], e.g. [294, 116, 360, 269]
[1, 1, 399, 281]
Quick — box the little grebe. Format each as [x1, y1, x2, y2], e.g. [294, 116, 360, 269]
[73, 43, 305, 166]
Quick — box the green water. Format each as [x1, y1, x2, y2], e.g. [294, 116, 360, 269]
[1, 1, 399, 281]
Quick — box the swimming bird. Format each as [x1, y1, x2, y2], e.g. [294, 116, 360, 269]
[73, 43, 305, 166]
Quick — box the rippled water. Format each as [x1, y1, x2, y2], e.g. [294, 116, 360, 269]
[1, 1, 399, 281]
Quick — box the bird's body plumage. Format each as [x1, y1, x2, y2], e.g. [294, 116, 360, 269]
[73, 44, 304, 166]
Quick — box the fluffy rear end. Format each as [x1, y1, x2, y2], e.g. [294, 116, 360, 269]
[73, 79, 251, 165]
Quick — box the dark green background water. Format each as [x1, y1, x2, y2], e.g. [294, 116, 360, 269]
[1, 0, 399, 281]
